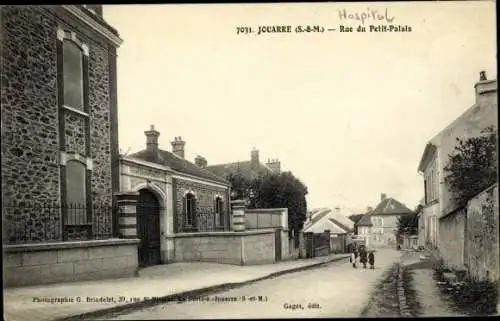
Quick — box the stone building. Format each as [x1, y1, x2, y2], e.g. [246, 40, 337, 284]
[356, 194, 414, 249]
[417, 72, 498, 278]
[119, 126, 232, 267]
[205, 148, 281, 181]
[1, 5, 139, 287]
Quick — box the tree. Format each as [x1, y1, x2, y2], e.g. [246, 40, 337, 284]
[396, 213, 419, 238]
[227, 171, 308, 235]
[254, 172, 308, 234]
[348, 214, 364, 235]
[443, 126, 497, 206]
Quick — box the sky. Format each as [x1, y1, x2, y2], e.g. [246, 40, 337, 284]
[103, 1, 497, 216]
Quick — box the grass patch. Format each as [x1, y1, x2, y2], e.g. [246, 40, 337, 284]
[360, 264, 400, 318]
[402, 268, 422, 317]
[432, 260, 498, 316]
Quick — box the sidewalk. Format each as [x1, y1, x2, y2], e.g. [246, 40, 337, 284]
[401, 251, 462, 317]
[4, 253, 349, 321]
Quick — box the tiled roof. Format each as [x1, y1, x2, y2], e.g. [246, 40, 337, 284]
[129, 149, 230, 185]
[371, 198, 414, 216]
[206, 161, 273, 180]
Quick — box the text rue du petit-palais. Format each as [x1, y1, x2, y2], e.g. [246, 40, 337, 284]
[236, 8, 412, 35]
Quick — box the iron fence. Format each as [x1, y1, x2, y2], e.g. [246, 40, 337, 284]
[179, 207, 228, 233]
[3, 202, 115, 245]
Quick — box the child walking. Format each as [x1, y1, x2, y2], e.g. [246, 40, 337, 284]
[368, 251, 375, 269]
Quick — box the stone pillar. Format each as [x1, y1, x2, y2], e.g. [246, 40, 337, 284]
[231, 200, 246, 232]
[116, 192, 139, 238]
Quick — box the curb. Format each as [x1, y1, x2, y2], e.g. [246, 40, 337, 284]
[55, 255, 349, 321]
[396, 263, 412, 317]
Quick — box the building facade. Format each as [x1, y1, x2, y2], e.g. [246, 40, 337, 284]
[119, 126, 232, 267]
[417, 71, 498, 252]
[356, 194, 414, 249]
[1, 5, 140, 287]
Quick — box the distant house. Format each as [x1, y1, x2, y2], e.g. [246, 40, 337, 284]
[303, 207, 354, 253]
[205, 148, 281, 181]
[356, 194, 414, 249]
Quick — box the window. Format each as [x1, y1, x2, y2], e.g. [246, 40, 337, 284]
[65, 160, 87, 224]
[424, 179, 428, 204]
[215, 197, 224, 227]
[63, 40, 84, 110]
[185, 193, 196, 226]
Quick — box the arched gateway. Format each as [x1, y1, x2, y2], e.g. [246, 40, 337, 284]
[136, 189, 161, 267]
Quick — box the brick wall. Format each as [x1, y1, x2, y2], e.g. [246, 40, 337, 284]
[173, 178, 230, 232]
[465, 184, 499, 281]
[1, 6, 119, 242]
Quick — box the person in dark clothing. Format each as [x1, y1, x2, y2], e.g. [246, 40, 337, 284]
[368, 251, 375, 269]
[350, 250, 358, 268]
[359, 246, 368, 268]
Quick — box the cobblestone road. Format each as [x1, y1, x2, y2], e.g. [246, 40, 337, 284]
[104, 249, 402, 319]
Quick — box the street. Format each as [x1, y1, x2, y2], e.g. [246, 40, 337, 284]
[105, 249, 402, 319]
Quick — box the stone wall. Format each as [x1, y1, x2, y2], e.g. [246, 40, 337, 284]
[173, 229, 276, 265]
[3, 239, 139, 287]
[438, 207, 466, 271]
[465, 184, 499, 282]
[1, 6, 60, 205]
[241, 232, 275, 265]
[1, 6, 118, 242]
[173, 178, 230, 232]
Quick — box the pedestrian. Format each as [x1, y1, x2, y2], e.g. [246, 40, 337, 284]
[350, 250, 357, 268]
[368, 250, 375, 269]
[359, 246, 368, 269]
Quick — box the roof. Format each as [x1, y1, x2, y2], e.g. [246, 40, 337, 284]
[304, 208, 354, 233]
[356, 214, 373, 227]
[129, 149, 230, 185]
[303, 211, 348, 234]
[417, 143, 438, 173]
[371, 197, 414, 216]
[308, 209, 331, 227]
[206, 161, 273, 180]
[328, 217, 353, 233]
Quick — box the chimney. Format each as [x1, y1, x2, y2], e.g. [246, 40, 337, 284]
[171, 136, 186, 158]
[367, 206, 373, 213]
[474, 70, 497, 105]
[194, 155, 207, 168]
[144, 125, 160, 154]
[381, 193, 387, 201]
[266, 158, 281, 174]
[251, 148, 259, 170]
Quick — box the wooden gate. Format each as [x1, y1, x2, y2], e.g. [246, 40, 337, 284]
[275, 228, 282, 262]
[137, 189, 161, 267]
